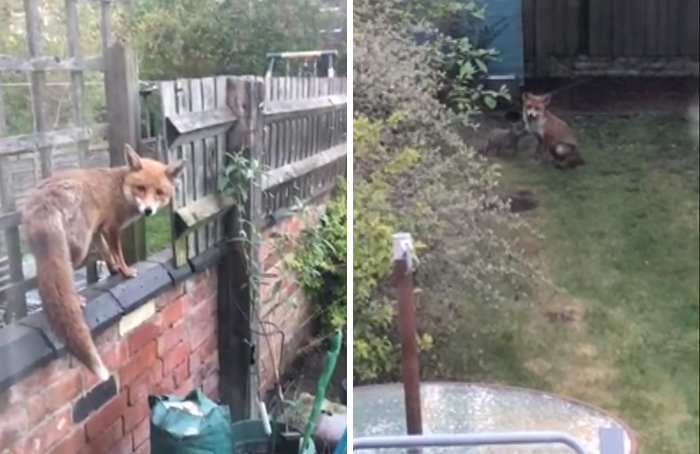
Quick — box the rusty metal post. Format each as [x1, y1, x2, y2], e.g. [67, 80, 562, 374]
[393, 232, 423, 441]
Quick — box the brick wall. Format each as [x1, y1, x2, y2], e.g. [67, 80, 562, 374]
[257, 197, 330, 392]
[0, 268, 218, 454]
[0, 195, 331, 453]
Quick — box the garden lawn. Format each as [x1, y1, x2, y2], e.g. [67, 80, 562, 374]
[499, 113, 699, 454]
[145, 208, 173, 255]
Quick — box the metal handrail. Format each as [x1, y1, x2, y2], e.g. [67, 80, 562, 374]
[354, 432, 589, 454]
[354, 427, 627, 454]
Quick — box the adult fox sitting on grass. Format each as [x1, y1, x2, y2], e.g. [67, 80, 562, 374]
[522, 91, 585, 169]
[22, 145, 185, 382]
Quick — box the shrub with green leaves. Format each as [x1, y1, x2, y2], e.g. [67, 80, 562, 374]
[127, 0, 341, 80]
[288, 180, 348, 337]
[353, 0, 533, 383]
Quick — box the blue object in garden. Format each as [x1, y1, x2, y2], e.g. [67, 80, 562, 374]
[478, 0, 525, 90]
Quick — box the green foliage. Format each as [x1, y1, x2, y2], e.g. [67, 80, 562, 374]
[287, 179, 348, 336]
[436, 35, 510, 112]
[127, 0, 341, 80]
[352, 116, 436, 382]
[353, 0, 533, 383]
[220, 151, 346, 345]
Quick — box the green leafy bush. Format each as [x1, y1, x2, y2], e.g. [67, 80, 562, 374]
[127, 0, 341, 80]
[353, 0, 533, 383]
[288, 180, 348, 337]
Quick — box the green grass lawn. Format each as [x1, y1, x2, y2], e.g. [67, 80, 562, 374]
[498, 113, 699, 453]
[145, 208, 173, 255]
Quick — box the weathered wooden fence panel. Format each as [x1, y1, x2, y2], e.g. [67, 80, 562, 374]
[262, 77, 347, 216]
[523, 0, 700, 77]
[159, 77, 233, 266]
[159, 76, 347, 267]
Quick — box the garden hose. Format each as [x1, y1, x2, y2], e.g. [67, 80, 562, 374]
[300, 329, 343, 453]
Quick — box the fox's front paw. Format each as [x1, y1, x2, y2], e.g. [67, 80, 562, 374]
[119, 267, 138, 278]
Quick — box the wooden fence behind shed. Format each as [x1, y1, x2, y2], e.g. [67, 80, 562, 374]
[523, 0, 700, 77]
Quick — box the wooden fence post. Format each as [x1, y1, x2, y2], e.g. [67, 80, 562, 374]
[393, 232, 423, 450]
[103, 41, 147, 265]
[218, 77, 265, 420]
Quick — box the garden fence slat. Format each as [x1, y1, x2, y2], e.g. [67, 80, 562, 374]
[188, 78, 207, 254]
[215, 76, 230, 242]
[64, 0, 87, 168]
[24, 0, 52, 178]
[0, 80, 27, 323]
[201, 77, 217, 248]
[526, 0, 698, 76]
[175, 78, 197, 260]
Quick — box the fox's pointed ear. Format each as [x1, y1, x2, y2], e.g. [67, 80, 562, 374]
[542, 93, 552, 105]
[166, 159, 186, 181]
[124, 144, 142, 170]
[522, 91, 532, 102]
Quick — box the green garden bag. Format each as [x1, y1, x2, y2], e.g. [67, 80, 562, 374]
[149, 388, 233, 454]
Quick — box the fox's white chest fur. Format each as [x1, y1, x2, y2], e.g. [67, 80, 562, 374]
[524, 114, 545, 137]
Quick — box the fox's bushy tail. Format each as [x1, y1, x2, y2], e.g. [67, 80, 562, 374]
[26, 222, 110, 382]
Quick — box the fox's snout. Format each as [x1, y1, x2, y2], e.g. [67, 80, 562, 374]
[135, 199, 161, 217]
[525, 109, 541, 119]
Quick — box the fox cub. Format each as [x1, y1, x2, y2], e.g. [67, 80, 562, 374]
[522, 92, 584, 169]
[481, 121, 528, 157]
[22, 145, 185, 381]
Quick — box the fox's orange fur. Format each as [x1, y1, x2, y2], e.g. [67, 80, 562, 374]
[21, 145, 185, 382]
[522, 92, 584, 169]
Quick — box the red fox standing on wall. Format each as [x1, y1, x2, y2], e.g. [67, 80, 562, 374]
[21, 145, 185, 381]
[522, 92, 585, 169]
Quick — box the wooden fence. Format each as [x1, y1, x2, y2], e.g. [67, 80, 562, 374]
[159, 76, 347, 267]
[523, 0, 700, 77]
[0, 72, 347, 324]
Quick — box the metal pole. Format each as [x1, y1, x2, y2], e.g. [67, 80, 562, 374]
[392, 233, 423, 440]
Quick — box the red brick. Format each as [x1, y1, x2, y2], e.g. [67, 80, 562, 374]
[0, 410, 26, 451]
[82, 340, 129, 391]
[189, 292, 215, 322]
[171, 360, 190, 389]
[192, 354, 218, 387]
[84, 395, 127, 441]
[202, 373, 219, 401]
[119, 341, 158, 387]
[188, 320, 213, 352]
[104, 436, 133, 454]
[93, 326, 119, 349]
[123, 400, 148, 434]
[174, 376, 195, 396]
[131, 417, 149, 450]
[127, 321, 162, 356]
[188, 336, 217, 377]
[160, 296, 186, 328]
[162, 341, 190, 374]
[126, 361, 163, 406]
[155, 374, 176, 395]
[86, 418, 122, 454]
[16, 407, 72, 454]
[26, 367, 83, 426]
[157, 322, 186, 358]
[133, 440, 150, 454]
[155, 284, 185, 309]
[13, 358, 71, 399]
[45, 428, 85, 454]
